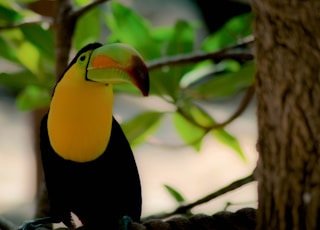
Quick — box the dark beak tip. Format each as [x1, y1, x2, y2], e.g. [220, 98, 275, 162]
[131, 55, 149, 97]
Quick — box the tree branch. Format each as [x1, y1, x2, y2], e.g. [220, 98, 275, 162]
[205, 85, 255, 130]
[178, 86, 255, 131]
[0, 16, 53, 31]
[143, 171, 256, 220]
[70, 0, 109, 20]
[147, 36, 254, 71]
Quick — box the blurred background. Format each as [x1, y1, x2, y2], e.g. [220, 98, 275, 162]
[0, 0, 257, 225]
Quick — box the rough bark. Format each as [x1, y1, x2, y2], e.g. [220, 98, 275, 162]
[252, 0, 320, 229]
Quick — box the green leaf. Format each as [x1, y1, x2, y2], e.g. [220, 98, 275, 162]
[105, 2, 160, 60]
[188, 103, 215, 128]
[74, 0, 90, 6]
[73, 7, 100, 50]
[16, 85, 51, 110]
[20, 24, 54, 59]
[158, 20, 194, 99]
[14, 0, 38, 3]
[164, 184, 185, 203]
[166, 20, 194, 56]
[151, 26, 174, 43]
[121, 111, 163, 147]
[172, 112, 205, 151]
[211, 128, 246, 161]
[0, 4, 23, 24]
[16, 41, 41, 75]
[0, 70, 52, 90]
[0, 35, 18, 62]
[192, 61, 255, 99]
[201, 13, 253, 51]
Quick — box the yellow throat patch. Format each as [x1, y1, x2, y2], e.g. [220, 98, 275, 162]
[47, 64, 114, 162]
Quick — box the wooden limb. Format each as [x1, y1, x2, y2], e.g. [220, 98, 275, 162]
[143, 172, 255, 221]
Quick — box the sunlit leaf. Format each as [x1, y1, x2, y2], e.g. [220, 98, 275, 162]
[188, 103, 215, 128]
[176, 101, 246, 160]
[121, 111, 163, 147]
[74, 0, 90, 6]
[211, 128, 246, 161]
[16, 85, 51, 110]
[164, 184, 185, 203]
[16, 41, 41, 76]
[173, 112, 205, 151]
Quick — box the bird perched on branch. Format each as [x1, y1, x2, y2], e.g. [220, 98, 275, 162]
[18, 43, 149, 230]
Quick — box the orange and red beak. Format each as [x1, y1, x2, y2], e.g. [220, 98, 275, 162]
[87, 43, 149, 96]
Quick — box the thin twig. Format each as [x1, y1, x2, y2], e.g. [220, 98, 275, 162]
[205, 85, 255, 130]
[71, 0, 109, 20]
[147, 36, 254, 71]
[143, 171, 255, 221]
[145, 86, 255, 149]
[179, 86, 255, 131]
[0, 16, 53, 31]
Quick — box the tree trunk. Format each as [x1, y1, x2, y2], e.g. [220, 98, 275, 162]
[252, 0, 320, 229]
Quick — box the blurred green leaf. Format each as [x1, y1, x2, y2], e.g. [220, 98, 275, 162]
[150, 26, 174, 43]
[161, 20, 194, 99]
[166, 20, 194, 56]
[201, 13, 253, 52]
[105, 1, 160, 60]
[211, 128, 246, 161]
[20, 24, 54, 59]
[176, 101, 246, 160]
[16, 41, 41, 75]
[16, 85, 51, 110]
[74, 0, 90, 6]
[0, 70, 52, 90]
[164, 184, 185, 203]
[121, 111, 163, 147]
[0, 35, 18, 62]
[173, 112, 205, 151]
[73, 7, 100, 50]
[188, 102, 215, 128]
[0, 4, 22, 24]
[14, 0, 38, 3]
[191, 61, 255, 99]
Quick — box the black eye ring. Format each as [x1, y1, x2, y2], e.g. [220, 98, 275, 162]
[79, 55, 86, 62]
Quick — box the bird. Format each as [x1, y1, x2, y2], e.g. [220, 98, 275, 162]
[18, 42, 149, 230]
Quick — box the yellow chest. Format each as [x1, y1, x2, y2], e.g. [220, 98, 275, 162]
[47, 80, 113, 162]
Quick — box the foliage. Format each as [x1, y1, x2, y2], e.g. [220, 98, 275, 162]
[0, 0, 254, 203]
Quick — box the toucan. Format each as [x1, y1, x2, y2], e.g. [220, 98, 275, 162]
[18, 43, 149, 230]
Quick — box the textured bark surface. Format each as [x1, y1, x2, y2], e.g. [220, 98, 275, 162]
[252, 0, 320, 229]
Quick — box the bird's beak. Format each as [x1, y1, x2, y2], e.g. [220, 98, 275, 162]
[87, 43, 149, 96]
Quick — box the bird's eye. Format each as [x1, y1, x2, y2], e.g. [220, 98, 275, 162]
[79, 55, 86, 62]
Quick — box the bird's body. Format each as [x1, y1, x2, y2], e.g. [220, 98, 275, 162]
[41, 115, 142, 229]
[18, 42, 149, 230]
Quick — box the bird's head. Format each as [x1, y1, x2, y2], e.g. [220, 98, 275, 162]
[48, 43, 149, 162]
[59, 42, 149, 96]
